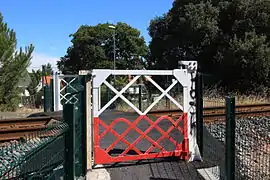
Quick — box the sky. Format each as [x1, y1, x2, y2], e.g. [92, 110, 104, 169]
[0, 0, 173, 72]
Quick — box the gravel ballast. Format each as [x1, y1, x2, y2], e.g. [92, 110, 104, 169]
[0, 137, 51, 179]
[205, 116, 270, 180]
[0, 123, 67, 179]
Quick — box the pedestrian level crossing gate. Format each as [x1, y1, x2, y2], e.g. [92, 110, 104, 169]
[88, 61, 201, 165]
[52, 73, 81, 111]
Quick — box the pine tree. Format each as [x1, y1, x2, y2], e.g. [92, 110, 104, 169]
[27, 63, 53, 96]
[0, 13, 34, 111]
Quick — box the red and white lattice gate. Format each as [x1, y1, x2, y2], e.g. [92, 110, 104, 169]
[89, 61, 201, 165]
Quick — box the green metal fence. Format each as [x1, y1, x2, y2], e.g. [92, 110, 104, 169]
[1, 74, 88, 180]
[44, 85, 52, 112]
[63, 75, 87, 178]
[0, 122, 68, 179]
[227, 97, 270, 180]
[197, 92, 269, 180]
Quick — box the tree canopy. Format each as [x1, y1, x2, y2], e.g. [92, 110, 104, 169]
[27, 63, 53, 96]
[148, 0, 270, 92]
[0, 13, 34, 111]
[42, 63, 53, 76]
[57, 22, 149, 74]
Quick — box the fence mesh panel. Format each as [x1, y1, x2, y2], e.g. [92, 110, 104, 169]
[201, 94, 270, 179]
[202, 98, 226, 180]
[64, 75, 85, 177]
[0, 122, 68, 179]
[234, 107, 270, 180]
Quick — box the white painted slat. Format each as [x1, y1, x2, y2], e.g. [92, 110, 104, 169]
[108, 70, 174, 76]
[100, 81, 143, 116]
[97, 76, 141, 116]
[145, 76, 183, 111]
[143, 79, 178, 114]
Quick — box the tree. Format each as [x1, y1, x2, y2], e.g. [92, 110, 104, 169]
[148, 0, 270, 92]
[27, 63, 53, 96]
[42, 63, 53, 76]
[0, 13, 34, 111]
[27, 69, 41, 95]
[57, 22, 149, 74]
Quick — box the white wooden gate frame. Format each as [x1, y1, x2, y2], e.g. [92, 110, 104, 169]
[79, 61, 202, 168]
[53, 72, 80, 111]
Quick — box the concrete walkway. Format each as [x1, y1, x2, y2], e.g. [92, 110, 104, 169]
[85, 159, 221, 180]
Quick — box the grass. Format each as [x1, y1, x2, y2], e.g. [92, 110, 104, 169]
[203, 87, 270, 106]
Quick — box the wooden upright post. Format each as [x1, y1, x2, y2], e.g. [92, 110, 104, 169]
[86, 75, 92, 170]
[79, 70, 93, 170]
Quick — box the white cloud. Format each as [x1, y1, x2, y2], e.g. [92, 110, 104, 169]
[27, 52, 60, 72]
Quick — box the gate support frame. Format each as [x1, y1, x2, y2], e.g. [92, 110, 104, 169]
[91, 64, 202, 164]
[75, 63, 203, 168]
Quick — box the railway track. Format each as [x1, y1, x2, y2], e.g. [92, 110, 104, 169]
[0, 116, 59, 142]
[1, 103, 269, 142]
[149, 103, 270, 123]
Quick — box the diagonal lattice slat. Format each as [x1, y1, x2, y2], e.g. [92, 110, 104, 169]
[99, 119, 143, 155]
[144, 75, 183, 112]
[98, 75, 183, 116]
[99, 76, 142, 116]
[94, 114, 189, 164]
[59, 77, 79, 104]
[119, 115, 184, 156]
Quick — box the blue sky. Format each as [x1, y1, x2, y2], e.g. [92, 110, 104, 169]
[1, 0, 173, 71]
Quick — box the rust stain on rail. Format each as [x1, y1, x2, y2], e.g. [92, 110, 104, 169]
[0, 116, 59, 142]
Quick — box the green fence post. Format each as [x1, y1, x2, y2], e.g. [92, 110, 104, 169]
[225, 96, 236, 180]
[44, 86, 50, 112]
[64, 104, 76, 180]
[196, 72, 203, 157]
[79, 75, 87, 176]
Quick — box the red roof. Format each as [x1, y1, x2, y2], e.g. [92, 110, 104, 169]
[42, 76, 53, 86]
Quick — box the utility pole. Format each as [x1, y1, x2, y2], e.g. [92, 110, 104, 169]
[109, 25, 116, 84]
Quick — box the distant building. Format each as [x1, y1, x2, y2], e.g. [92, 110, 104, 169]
[35, 76, 53, 92]
[17, 73, 53, 97]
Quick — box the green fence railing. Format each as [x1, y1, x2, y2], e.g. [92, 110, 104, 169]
[1, 74, 88, 180]
[0, 122, 68, 179]
[201, 95, 270, 180]
[63, 75, 87, 179]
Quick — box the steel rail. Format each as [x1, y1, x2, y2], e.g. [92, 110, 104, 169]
[149, 103, 270, 123]
[148, 103, 270, 115]
[1, 103, 269, 142]
[0, 117, 57, 142]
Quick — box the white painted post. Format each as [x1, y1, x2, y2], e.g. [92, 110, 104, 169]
[53, 72, 57, 111]
[183, 86, 189, 115]
[92, 88, 99, 118]
[98, 87, 101, 110]
[53, 72, 62, 111]
[58, 76, 63, 111]
[181, 61, 202, 162]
